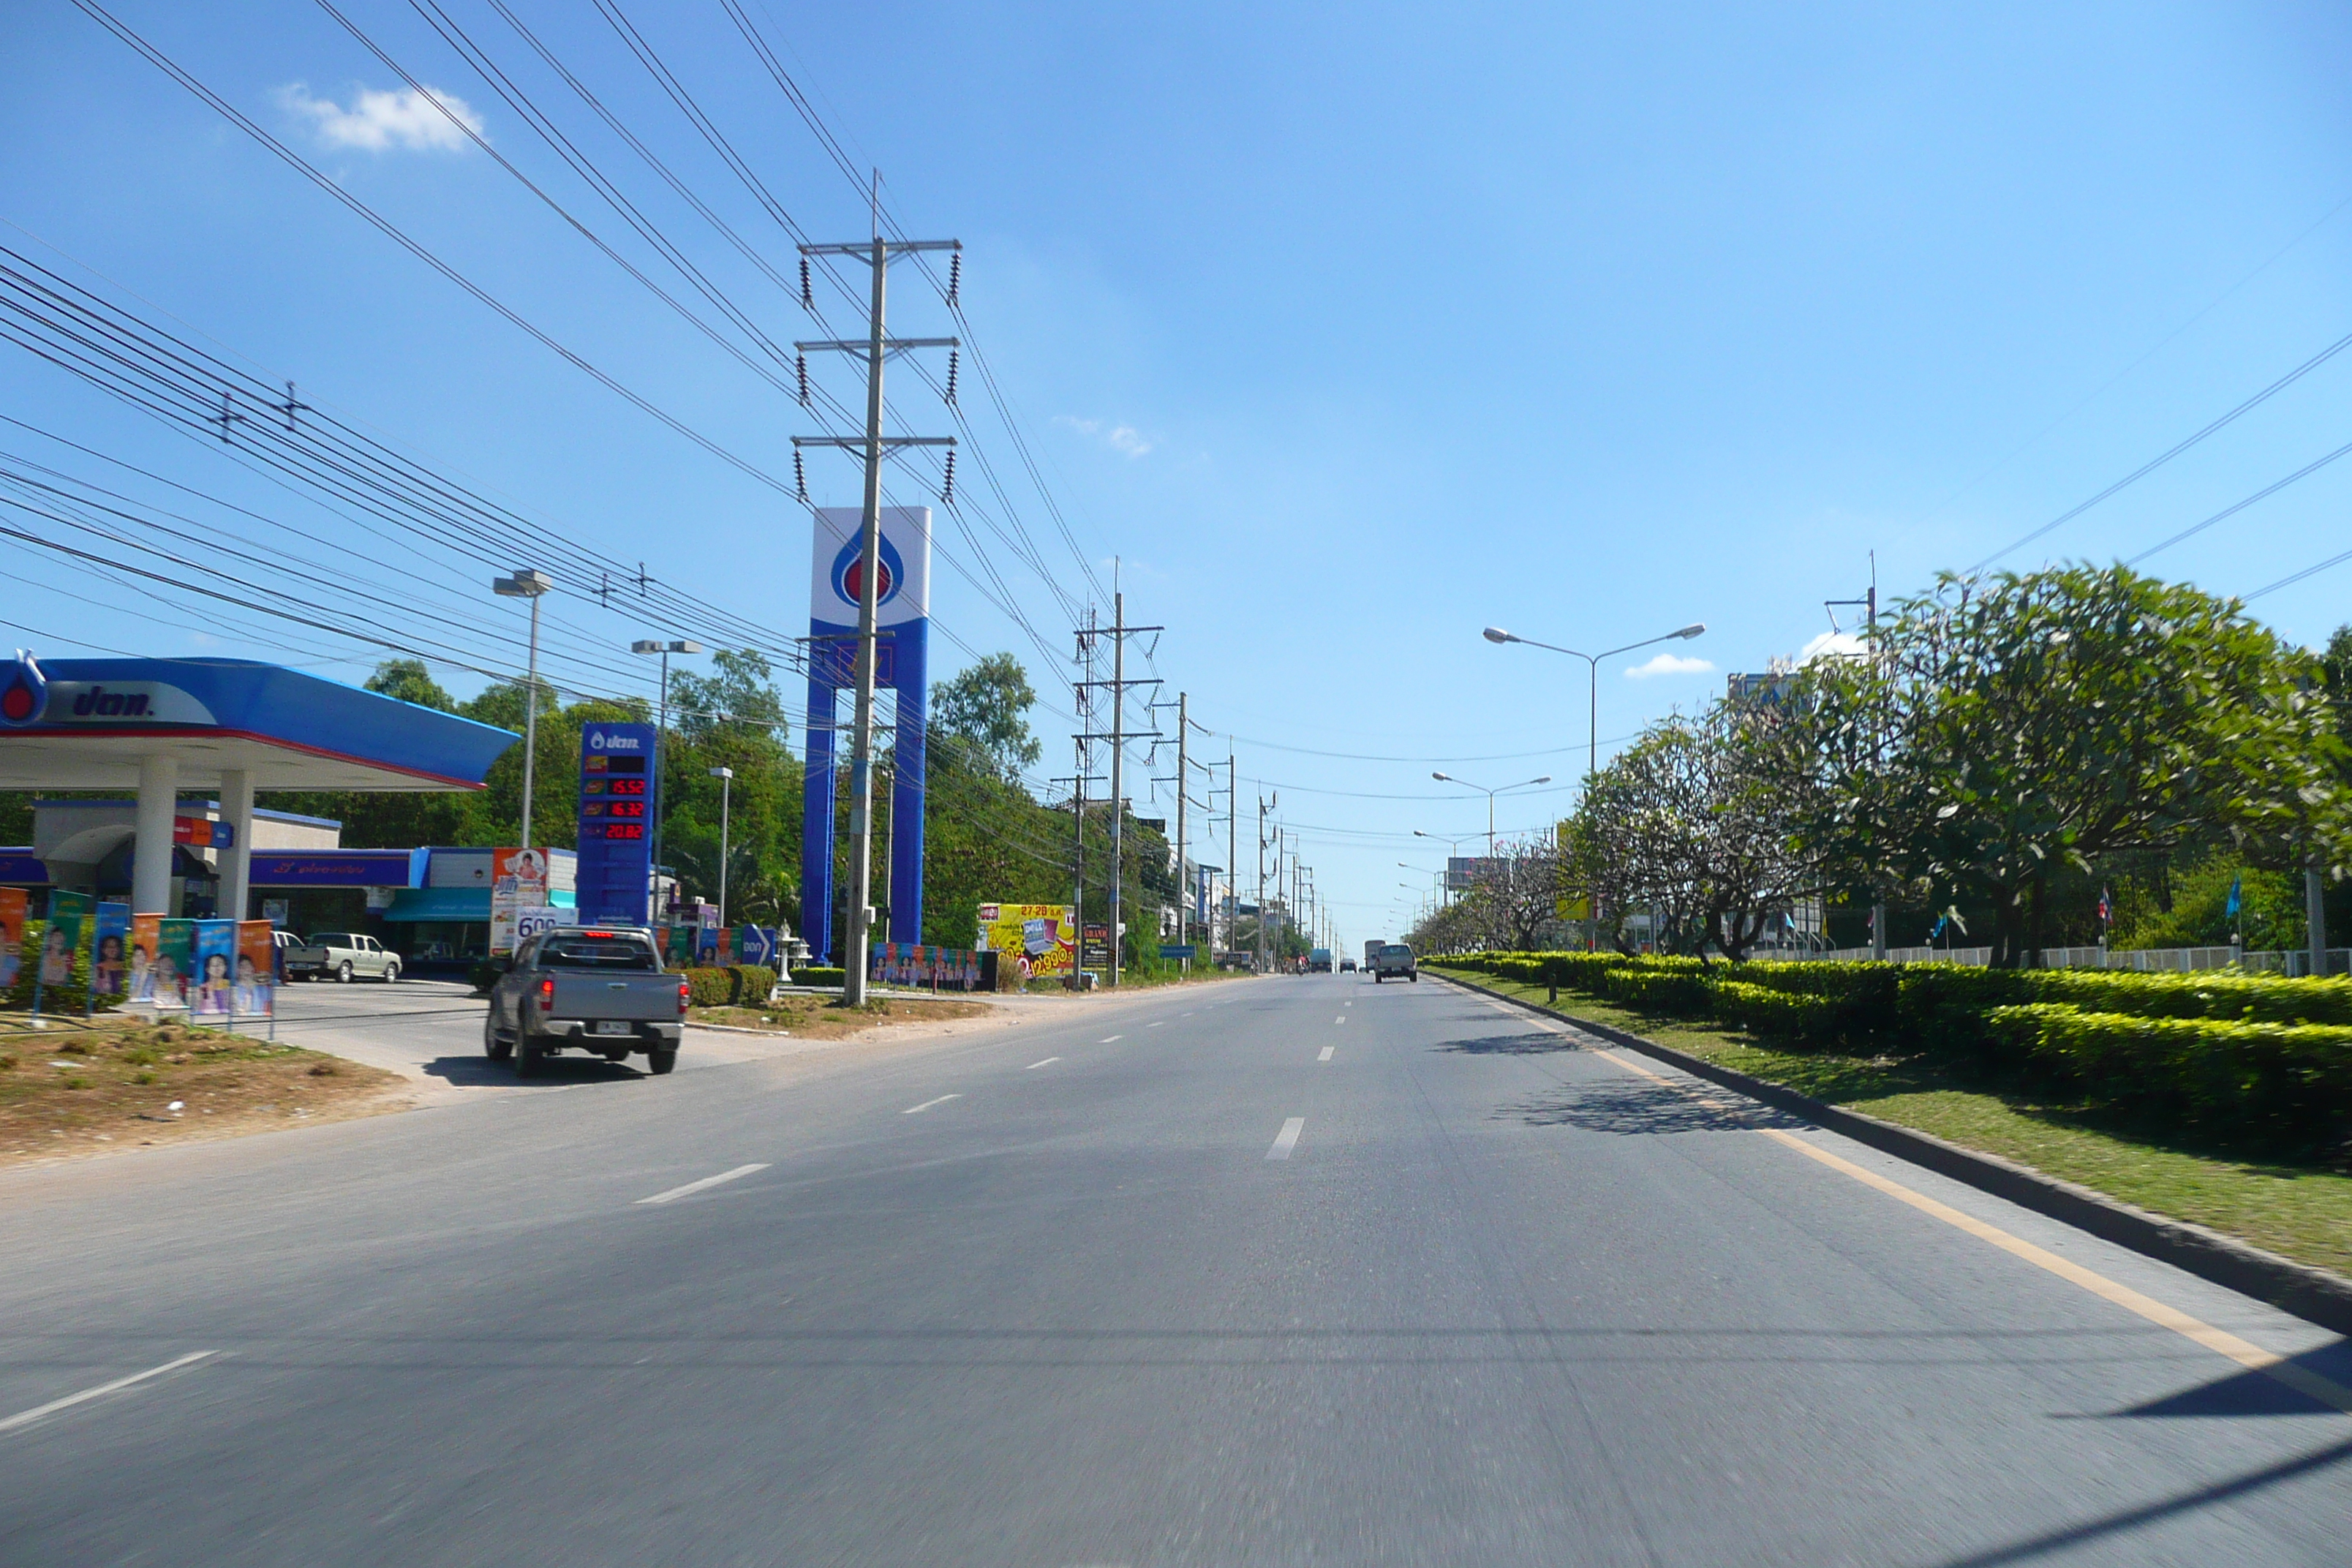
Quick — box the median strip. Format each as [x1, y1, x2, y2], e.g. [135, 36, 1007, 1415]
[0, 1351, 216, 1436]
[636, 1164, 769, 1205]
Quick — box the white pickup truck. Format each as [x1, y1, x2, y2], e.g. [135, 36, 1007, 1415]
[284, 931, 401, 984]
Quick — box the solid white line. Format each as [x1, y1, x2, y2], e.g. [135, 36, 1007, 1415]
[1025, 1057, 1060, 1069]
[1318, 1045, 1335, 1062]
[0, 1351, 216, 1436]
[902, 1093, 962, 1115]
[636, 1164, 770, 1205]
[1266, 1116, 1306, 1160]
[1100, 1035, 1123, 1044]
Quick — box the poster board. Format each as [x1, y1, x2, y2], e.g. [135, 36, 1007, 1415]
[190, 919, 236, 1019]
[153, 919, 195, 1009]
[235, 920, 276, 1018]
[490, 848, 551, 957]
[91, 902, 130, 997]
[0, 887, 23, 990]
[973, 902, 1074, 979]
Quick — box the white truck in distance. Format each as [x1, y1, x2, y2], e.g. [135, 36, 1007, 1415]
[1371, 943, 1417, 983]
[284, 932, 400, 983]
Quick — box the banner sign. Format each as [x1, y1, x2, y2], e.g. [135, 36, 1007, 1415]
[576, 720, 657, 927]
[973, 902, 1074, 979]
[868, 942, 981, 991]
[187, 919, 235, 1018]
[91, 902, 130, 996]
[489, 848, 551, 957]
[513, 906, 565, 947]
[738, 926, 778, 967]
[664, 924, 696, 968]
[0, 886, 24, 988]
[40, 889, 91, 987]
[1158, 944, 1196, 960]
[235, 920, 276, 1017]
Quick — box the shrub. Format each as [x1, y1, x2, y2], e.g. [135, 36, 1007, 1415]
[726, 965, 777, 1004]
[794, 965, 846, 990]
[1597, 965, 1715, 1018]
[1986, 1003, 2352, 1144]
[1715, 980, 1852, 1047]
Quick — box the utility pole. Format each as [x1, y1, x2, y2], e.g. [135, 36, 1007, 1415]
[1226, 758, 1238, 962]
[1173, 692, 1188, 964]
[493, 568, 553, 849]
[1828, 558, 1884, 962]
[1071, 589, 1162, 987]
[791, 192, 958, 1006]
[1256, 793, 1273, 973]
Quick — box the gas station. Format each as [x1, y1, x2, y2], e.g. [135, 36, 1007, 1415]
[0, 654, 518, 921]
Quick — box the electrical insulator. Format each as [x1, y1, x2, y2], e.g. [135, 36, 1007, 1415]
[794, 448, 807, 504]
[799, 256, 812, 310]
[944, 349, 958, 407]
[796, 353, 807, 406]
[946, 252, 960, 309]
[941, 450, 956, 505]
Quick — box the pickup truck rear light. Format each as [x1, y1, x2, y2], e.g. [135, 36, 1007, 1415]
[538, 976, 555, 1011]
[677, 979, 691, 1016]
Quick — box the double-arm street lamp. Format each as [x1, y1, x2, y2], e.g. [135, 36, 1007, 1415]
[1481, 622, 1706, 784]
[492, 569, 554, 849]
[1429, 772, 1552, 854]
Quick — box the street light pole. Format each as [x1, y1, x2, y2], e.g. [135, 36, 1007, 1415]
[709, 766, 734, 928]
[1428, 772, 1552, 855]
[632, 638, 703, 923]
[1481, 622, 1706, 786]
[493, 569, 554, 851]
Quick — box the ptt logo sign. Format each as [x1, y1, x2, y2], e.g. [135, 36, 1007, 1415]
[587, 730, 644, 751]
[0, 654, 48, 727]
[829, 532, 905, 611]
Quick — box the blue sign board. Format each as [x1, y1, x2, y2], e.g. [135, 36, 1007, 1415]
[1158, 944, 1196, 960]
[576, 720, 657, 927]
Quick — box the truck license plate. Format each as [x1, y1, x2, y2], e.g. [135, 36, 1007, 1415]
[593, 1020, 632, 1036]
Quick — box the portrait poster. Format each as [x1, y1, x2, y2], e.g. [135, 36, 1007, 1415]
[191, 919, 236, 1018]
[91, 902, 130, 997]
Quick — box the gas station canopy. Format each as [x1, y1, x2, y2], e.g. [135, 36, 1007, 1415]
[0, 657, 516, 791]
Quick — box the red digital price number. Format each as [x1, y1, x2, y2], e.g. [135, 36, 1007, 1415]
[602, 823, 646, 840]
[610, 777, 646, 796]
[608, 800, 644, 819]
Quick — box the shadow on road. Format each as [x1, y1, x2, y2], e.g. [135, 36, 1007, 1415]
[421, 1055, 648, 1088]
[1435, 1031, 1581, 1056]
[2119, 1337, 2352, 1419]
[1504, 1076, 1806, 1134]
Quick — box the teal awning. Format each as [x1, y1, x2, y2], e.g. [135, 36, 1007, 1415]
[382, 887, 573, 922]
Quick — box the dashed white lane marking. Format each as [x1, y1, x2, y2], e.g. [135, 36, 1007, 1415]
[0, 1351, 217, 1436]
[637, 1164, 770, 1205]
[1266, 1116, 1306, 1160]
[1318, 1045, 1335, 1063]
[1181, 1011, 1195, 1017]
[901, 1094, 962, 1115]
[1101, 1035, 1123, 1044]
[1334, 1015, 1346, 1025]
[1025, 1057, 1060, 1070]
[1147, 1020, 1165, 1028]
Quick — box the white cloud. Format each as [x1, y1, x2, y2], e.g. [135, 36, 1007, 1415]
[1624, 652, 1716, 679]
[1053, 414, 1153, 459]
[275, 82, 484, 153]
[1798, 629, 1868, 664]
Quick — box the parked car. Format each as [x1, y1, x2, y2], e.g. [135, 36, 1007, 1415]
[1371, 943, 1417, 983]
[484, 925, 687, 1077]
[1340, 958, 1357, 972]
[284, 931, 400, 984]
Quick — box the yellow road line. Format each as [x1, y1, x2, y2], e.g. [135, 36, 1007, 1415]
[1582, 1044, 2352, 1415]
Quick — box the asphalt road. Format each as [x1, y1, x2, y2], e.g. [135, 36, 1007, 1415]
[1, 973, 2346, 1565]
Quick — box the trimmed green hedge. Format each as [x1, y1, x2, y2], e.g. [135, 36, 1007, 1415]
[1436, 949, 2352, 1144]
[794, 965, 846, 990]
[679, 966, 778, 1007]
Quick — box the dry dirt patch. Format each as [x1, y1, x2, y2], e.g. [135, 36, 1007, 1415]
[691, 994, 991, 1041]
[0, 1014, 407, 1167]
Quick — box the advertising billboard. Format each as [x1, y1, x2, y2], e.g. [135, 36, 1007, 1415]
[489, 848, 551, 957]
[91, 902, 129, 997]
[974, 902, 1074, 979]
[0, 886, 23, 989]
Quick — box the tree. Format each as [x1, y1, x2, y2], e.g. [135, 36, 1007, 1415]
[669, 649, 788, 745]
[932, 652, 1042, 780]
[364, 658, 455, 712]
[1764, 565, 2349, 966]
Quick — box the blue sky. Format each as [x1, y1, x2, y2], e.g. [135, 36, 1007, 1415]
[6, 1, 2352, 941]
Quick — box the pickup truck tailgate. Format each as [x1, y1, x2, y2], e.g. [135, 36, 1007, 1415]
[550, 973, 675, 1022]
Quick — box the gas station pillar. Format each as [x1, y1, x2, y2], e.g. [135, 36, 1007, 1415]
[217, 768, 254, 921]
[132, 753, 177, 915]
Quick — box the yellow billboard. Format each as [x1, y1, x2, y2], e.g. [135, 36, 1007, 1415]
[975, 902, 1076, 978]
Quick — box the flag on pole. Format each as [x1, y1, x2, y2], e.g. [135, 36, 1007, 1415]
[2225, 875, 2243, 920]
[2097, 887, 2112, 928]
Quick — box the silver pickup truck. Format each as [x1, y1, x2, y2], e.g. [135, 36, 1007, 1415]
[1371, 942, 1418, 983]
[285, 932, 400, 984]
[483, 926, 686, 1077]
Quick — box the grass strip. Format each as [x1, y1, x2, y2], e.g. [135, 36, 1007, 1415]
[1429, 965, 2352, 1281]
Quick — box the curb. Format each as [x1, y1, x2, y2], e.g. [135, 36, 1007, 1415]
[1433, 970, 2352, 1337]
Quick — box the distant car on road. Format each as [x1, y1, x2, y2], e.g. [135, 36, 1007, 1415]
[1308, 947, 1334, 973]
[1340, 958, 1356, 972]
[1371, 943, 1417, 983]
[484, 925, 687, 1077]
[285, 932, 400, 984]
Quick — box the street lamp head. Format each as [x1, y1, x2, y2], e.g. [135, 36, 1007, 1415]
[1533, 775, 1553, 785]
[633, 638, 704, 655]
[1432, 771, 1452, 783]
[1673, 622, 1707, 640]
[493, 568, 553, 598]
[631, 640, 660, 654]
[1482, 627, 1514, 644]
[709, 766, 734, 780]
